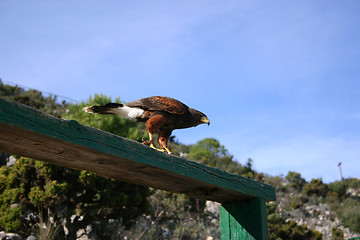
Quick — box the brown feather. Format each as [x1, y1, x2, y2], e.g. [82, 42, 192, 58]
[125, 96, 188, 115]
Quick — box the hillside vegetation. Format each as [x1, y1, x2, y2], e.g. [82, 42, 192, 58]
[0, 81, 359, 240]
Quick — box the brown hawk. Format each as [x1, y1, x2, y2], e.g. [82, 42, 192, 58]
[83, 96, 210, 154]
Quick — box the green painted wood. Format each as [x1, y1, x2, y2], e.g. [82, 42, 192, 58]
[220, 198, 269, 240]
[220, 205, 255, 240]
[0, 97, 276, 203]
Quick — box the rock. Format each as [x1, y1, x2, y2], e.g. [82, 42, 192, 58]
[347, 188, 360, 197]
[10, 203, 20, 209]
[26, 236, 36, 240]
[76, 229, 88, 240]
[0, 232, 6, 240]
[286, 203, 359, 239]
[205, 201, 220, 218]
[0, 232, 22, 240]
[6, 156, 17, 166]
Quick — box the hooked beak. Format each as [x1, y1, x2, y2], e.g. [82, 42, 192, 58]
[200, 117, 210, 126]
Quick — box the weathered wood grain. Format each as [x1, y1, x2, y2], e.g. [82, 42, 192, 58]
[0, 97, 276, 203]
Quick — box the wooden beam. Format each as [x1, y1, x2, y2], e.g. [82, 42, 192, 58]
[0, 97, 275, 203]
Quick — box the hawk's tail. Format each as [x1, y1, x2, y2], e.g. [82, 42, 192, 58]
[83, 103, 124, 114]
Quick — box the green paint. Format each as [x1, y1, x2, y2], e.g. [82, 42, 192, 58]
[0, 97, 276, 202]
[220, 205, 255, 240]
[220, 198, 269, 240]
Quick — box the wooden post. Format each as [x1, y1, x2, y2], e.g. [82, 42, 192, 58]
[220, 197, 268, 240]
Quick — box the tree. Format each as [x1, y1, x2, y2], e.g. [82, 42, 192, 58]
[328, 181, 348, 199]
[188, 138, 233, 170]
[188, 138, 258, 179]
[188, 138, 228, 161]
[303, 178, 329, 197]
[285, 171, 306, 191]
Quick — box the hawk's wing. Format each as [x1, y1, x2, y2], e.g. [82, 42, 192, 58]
[125, 96, 188, 114]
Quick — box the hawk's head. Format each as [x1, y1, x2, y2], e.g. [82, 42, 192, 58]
[190, 109, 210, 126]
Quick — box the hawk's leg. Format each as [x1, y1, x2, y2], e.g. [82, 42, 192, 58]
[144, 115, 168, 153]
[158, 129, 174, 155]
[142, 132, 154, 145]
[142, 133, 165, 152]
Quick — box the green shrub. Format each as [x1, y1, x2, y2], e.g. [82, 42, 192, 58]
[269, 220, 322, 240]
[338, 198, 360, 232]
[328, 181, 347, 199]
[267, 201, 277, 215]
[268, 213, 285, 224]
[304, 179, 329, 197]
[331, 227, 344, 240]
[286, 171, 306, 191]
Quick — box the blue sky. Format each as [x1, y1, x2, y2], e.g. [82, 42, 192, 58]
[1, 0, 359, 183]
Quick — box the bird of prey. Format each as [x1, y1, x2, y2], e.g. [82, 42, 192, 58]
[83, 96, 210, 154]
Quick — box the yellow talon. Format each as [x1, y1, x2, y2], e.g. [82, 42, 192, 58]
[149, 143, 165, 152]
[144, 133, 173, 154]
[164, 147, 173, 155]
[142, 138, 152, 145]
